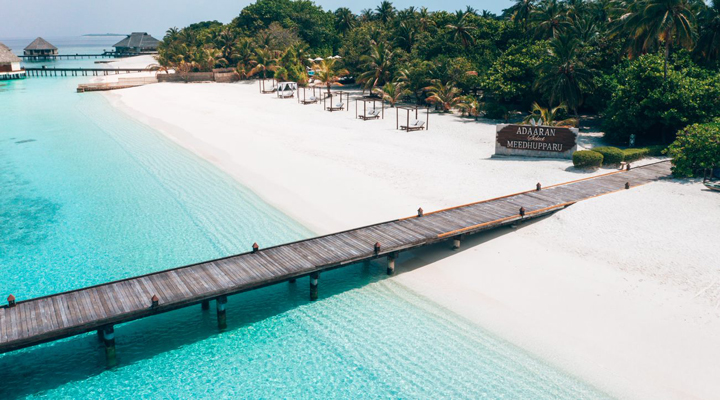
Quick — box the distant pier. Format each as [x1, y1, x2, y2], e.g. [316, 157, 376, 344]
[19, 52, 143, 61]
[0, 161, 672, 367]
[0, 71, 26, 80]
[24, 67, 151, 77]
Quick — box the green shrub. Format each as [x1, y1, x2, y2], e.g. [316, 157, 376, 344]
[592, 146, 624, 165]
[622, 148, 649, 163]
[573, 150, 604, 169]
[667, 121, 720, 177]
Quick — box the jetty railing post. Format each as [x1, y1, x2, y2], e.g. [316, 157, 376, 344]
[216, 296, 228, 330]
[102, 325, 117, 367]
[310, 272, 319, 301]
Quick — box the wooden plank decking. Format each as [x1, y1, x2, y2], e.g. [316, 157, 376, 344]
[0, 161, 672, 355]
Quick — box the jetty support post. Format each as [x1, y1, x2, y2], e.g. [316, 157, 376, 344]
[216, 296, 228, 330]
[387, 252, 398, 275]
[453, 235, 462, 250]
[310, 272, 320, 301]
[102, 325, 117, 367]
[201, 299, 210, 310]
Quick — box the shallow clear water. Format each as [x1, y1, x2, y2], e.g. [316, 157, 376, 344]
[0, 38, 610, 398]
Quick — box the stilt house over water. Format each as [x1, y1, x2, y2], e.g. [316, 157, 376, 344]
[0, 42, 25, 80]
[24, 37, 58, 58]
[113, 32, 160, 53]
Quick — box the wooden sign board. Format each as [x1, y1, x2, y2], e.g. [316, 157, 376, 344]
[495, 124, 578, 159]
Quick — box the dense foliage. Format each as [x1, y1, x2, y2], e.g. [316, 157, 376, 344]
[601, 52, 720, 144]
[158, 0, 720, 143]
[667, 121, 720, 177]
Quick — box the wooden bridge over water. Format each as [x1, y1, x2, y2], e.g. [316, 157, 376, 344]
[19, 52, 140, 61]
[24, 67, 150, 77]
[0, 161, 672, 366]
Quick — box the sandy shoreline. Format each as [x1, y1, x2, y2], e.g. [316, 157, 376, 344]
[99, 58, 720, 400]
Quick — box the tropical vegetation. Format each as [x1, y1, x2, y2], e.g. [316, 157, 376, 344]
[158, 0, 720, 145]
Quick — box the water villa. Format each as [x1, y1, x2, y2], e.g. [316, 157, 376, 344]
[23, 37, 58, 59]
[0, 42, 25, 80]
[113, 32, 160, 54]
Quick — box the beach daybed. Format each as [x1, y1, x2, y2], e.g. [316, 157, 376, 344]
[277, 82, 297, 98]
[301, 95, 318, 104]
[401, 119, 426, 131]
[704, 181, 720, 192]
[396, 105, 429, 131]
[360, 108, 382, 120]
[328, 102, 345, 112]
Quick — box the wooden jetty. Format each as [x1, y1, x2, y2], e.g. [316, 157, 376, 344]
[24, 67, 150, 77]
[19, 52, 140, 61]
[0, 161, 672, 365]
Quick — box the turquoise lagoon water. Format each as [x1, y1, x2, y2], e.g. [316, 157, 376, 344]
[0, 38, 610, 398]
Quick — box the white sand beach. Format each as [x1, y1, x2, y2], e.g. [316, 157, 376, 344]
[101, 58, 720, 400]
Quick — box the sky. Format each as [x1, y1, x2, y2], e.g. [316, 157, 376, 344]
[1, 0, 515, 39]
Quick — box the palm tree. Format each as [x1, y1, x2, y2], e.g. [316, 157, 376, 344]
[446, 11, 477, 48]
[248, 47, 278, 80]
[358, 42, 396, 90]
[397, 65, 430, 103]
[360, 8, 375, 22]
[373, 82, 410, 107]
[335, 7, 357, 34]
[165, 27, 180, 42]
[418, 7, 436, 32]
[397, 6, 417, 21]
[396, 22, 417, 52]
[314, 58, 349, 96]
[214, 28, 239, 65]
[523, 102, 578, 126]
[531, 0, 569, 39]
[570, 12, 600, 46]
[376, 1, 396, 24]
[507, 0, 536, 32]
[424, 80, 463, 112]
[615, 0, 695, 79]
[457, 95, 483, 119]
[693, 0, 720, 62]
[534, 35, 596, 115]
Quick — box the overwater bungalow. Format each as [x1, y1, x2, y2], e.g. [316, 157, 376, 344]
[113, 32, 160, 54]
[23, 37, 58, 59]
[0, 42, 25, 80]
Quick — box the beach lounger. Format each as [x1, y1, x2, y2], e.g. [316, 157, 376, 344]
[278, 90, 294, 98]
[359, 108, 382, 120]
[401, 119, 425, 131]
[328, 102, 345, 112]
[301, 95, 318, 105]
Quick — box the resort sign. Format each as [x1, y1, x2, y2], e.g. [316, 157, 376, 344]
[495, 124, 578, 159]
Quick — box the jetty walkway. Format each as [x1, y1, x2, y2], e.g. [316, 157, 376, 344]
[0, 161, 672, 365]
[19, 52, 140, 60]
[24, 67, 150, 77]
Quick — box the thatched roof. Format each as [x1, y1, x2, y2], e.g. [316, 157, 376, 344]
[113, 32, 160, 49]
[0, 42, 21, 63]
[24, 37, 57, 51]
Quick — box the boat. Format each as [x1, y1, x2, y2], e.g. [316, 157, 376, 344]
[704, 181, 720, 191]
